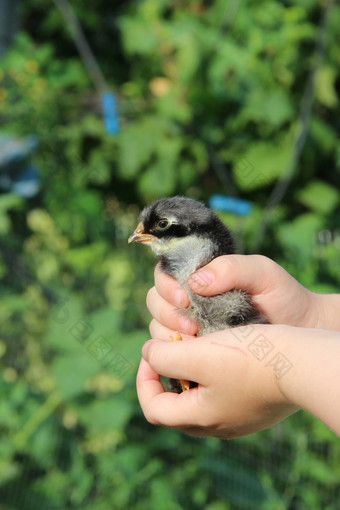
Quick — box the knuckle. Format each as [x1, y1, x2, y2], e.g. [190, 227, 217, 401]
[212, 255, 237, 277]
[196, 414, 214, 429]
[252, 254, 271, 267]
[196, 412, 222, 430]
[146, 286, 156, 311]
[149, 318, 159, 337]
[252, 253, 265, 263]
[154, 262, 161, 279]
[159, 302, 179, 330]
[146, 342, 158, 369]
[144, 411, 161, 426]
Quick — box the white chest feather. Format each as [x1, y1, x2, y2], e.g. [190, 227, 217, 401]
[157, 235, 214, 286]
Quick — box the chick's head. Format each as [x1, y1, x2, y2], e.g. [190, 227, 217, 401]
[128, 196, 233, 257]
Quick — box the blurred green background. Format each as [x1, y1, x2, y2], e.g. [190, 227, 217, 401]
[0, 0, 340, 508]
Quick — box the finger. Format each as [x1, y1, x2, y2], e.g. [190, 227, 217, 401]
[136, 357, 164, 395]
[188, 254, 279, 297]
[154, 263, 190, 308]
[147, 286, 197, 335]
[141, 337, 209, 384]
[142, 331, 247, 385]
[136, 358, 204, 427]
[149, 318, 196, 341]
[142, 328, 251, 387]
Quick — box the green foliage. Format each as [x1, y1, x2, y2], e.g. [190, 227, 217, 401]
[0, 0, 340, 508]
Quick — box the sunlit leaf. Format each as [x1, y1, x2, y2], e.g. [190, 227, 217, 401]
[51, 350, 98, 399]
[297, 180, 339, 214]
[233, 134, 293, 190]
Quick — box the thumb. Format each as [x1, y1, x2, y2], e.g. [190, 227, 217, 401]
[187, 254, 275, 297]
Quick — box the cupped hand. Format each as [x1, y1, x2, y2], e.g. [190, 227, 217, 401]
[141, 257, 340, 437]
[137, 323, 299, 438]
[147, 255, 319, 332]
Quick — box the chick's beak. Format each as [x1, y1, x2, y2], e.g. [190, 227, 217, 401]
[128, 222, 156, 244]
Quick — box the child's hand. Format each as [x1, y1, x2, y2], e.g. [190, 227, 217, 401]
[147, 255, 323, 333]
[137, 324, 340, 437]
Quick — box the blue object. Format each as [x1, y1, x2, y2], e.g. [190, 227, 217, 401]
[0, 134, 40, 197]
[0, 134, 39, 166]
[12, 164, 41, 198]
[209, 194, 252, 216]
[101, 91, 119, 136]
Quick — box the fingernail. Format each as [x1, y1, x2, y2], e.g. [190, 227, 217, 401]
[142, 340, 151, 360]
[189, 270, 212, 288]
[174, 288, 185, 307]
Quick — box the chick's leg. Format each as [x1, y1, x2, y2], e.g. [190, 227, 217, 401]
[169, 332, 190, 392]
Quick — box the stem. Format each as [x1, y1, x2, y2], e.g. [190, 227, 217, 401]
[13, 390, 62, 449]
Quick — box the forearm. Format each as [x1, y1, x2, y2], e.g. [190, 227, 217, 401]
[278, 327, 340, 435]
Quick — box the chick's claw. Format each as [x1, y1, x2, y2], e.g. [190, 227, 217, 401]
[169, 332, 190, 392]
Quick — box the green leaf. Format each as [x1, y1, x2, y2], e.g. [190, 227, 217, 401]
[137, 163, 176, 201]
[64, 242, 107, 272]
[178, 162, 198, 189]
[241, 89, 294, 127]
[205, 502, 232, 510]
[0, 294, 29, 316]
[297, 180, 339, 214]
[113, 330, 146, 370]
[315, 65, 338, 108]
[77, 396, 133, 432]
[204, 456, 265, 507]
[0, 458, 19, 485]
[137, 137, 182, 200]
[51, 350, 98, 399]
[277, 213, 324, 263]
[117, 118, 165, 179]
[44, 296, 85, 353]
[120, 17, 158, 55]
[309, 118, 337, 154]
[233, 134, 293, 190]
[156, 88, 192, 123]
[208, 40, 249, 86]
[0, 194, 23, 213]
[150, 478, 182, 510]
[29, 420, 58, 469]
[176, 34, 201, 84]
[86, 307, 121, 341]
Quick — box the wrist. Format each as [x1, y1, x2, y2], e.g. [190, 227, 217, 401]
[312, 293, 340, 331]
[265, 326, 301, 410]
[276, 327, 340, 435]
[274, 326, 304, 405]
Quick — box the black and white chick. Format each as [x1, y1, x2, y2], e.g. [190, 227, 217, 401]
[129, 196, 268, 393]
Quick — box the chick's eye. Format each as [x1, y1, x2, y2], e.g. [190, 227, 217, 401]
[157, 219, 170, 230]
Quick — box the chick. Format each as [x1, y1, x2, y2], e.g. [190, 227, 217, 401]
[129, 196, 267, 392]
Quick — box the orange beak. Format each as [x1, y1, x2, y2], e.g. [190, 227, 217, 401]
[128, 222, 156, 244]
